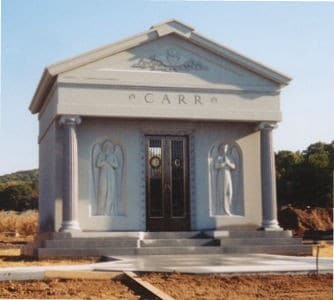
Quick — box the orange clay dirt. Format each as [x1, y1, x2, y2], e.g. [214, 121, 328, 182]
[0, 274, 332, 299]
[0, 278, 140, 299]
[141, 272, 333, 300]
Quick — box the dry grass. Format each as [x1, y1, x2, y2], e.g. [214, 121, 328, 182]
[0, 210, 38, 236]
[312, 242, 333, 257]
[279, 207, 333, 236]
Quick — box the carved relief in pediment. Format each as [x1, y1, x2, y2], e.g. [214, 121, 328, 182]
[132, 48, 209, 72]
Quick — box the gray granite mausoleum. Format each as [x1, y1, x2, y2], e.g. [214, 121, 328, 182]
[28, 20, 310, 257]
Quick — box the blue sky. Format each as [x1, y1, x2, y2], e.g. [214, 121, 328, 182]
[1, 1, 333, 175]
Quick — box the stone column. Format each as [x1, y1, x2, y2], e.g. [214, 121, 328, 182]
[258, 122, 282, 231]
[59, 115, 82, 232]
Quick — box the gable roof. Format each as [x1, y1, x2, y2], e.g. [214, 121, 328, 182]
[29, 19, 291, 114]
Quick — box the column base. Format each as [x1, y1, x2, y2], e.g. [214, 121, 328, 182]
[60, 221, 81, 232]
[260, 219, 283, 231]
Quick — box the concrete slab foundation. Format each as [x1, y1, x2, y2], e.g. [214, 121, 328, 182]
[0, 254, 332, 281]
[97, 254, 333, 274]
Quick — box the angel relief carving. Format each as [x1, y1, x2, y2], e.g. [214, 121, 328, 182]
[91, 140, 124, 216]
[209, 143, 244, 216]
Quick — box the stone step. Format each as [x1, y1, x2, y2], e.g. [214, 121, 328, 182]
[143, 231, 208, 239]
[140, 238, 219, 247]
[37, 245, 224, 258]
[204, 230, 292, 239]
[227, 230, 292, 238]
[37, 247, 138, 258]
[42, 232, 142, 240]
[222, 244, 312, 255]
[43, 239, 138, 248]
[137, 246, 223, 255]
[220, 237, 303, 246]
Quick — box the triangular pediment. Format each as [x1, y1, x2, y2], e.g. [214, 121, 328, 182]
[30, 19, 291, 113]
[60, 34, 278, 91]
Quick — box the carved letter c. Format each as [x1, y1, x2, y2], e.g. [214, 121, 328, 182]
[144, 93, 154, 103]
[144, 93, 153, 103]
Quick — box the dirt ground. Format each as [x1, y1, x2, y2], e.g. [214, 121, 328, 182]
[0, 274, 331, 299]
[142, 273, 333, 300]
[0, 278, 140, 299]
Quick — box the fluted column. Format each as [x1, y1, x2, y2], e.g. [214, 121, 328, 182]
[258, 122, 282, 231]
[59, 115, 81, 232]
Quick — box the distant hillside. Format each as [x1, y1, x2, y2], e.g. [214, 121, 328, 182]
[0, 169, 39, 211]
[0, 169, 38, 184]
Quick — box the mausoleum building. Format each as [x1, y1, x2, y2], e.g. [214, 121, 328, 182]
[28, 20, 309, 257]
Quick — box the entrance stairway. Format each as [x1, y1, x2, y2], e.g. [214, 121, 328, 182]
[219, 230, 312, 255]
[24, 230, 312, 258]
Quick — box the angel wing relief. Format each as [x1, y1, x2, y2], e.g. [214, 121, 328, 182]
[209, 143, 244, 216]
[91, 140, 124, 216]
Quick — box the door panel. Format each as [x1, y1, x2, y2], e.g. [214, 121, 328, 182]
[147, 138, 163, 218]
[146, 136, 190, 231]
[170, 138, 186, 218]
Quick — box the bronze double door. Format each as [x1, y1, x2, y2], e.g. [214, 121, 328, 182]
[146, 135, 190, 231]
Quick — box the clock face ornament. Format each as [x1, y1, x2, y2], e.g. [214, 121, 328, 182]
[150, 156, 161, 169]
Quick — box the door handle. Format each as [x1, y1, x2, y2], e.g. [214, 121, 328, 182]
[165, 183, 171, 191]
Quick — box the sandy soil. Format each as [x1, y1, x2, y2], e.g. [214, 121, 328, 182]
[142, 273, 333, 300]
[0, 254, 100, 267]
[0, 278, 140, 299]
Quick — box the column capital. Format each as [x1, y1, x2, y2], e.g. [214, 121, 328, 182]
[256, 121, 278, 131]
[59, 115, 82, 126]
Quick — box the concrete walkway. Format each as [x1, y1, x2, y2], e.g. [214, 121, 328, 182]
[0, 254, 332, 281]
[97, 254, 333, 274]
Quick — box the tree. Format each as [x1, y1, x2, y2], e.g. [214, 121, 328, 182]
[276, 141, 333, 208]
[0, 181, 38, 211]
[276, 150, 303, 207]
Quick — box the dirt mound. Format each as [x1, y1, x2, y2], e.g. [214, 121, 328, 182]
[278, 207, 333, 236]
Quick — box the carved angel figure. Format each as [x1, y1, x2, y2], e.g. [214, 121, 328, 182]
[91, 140, 123, 216]
[210, 143, 243, 216]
